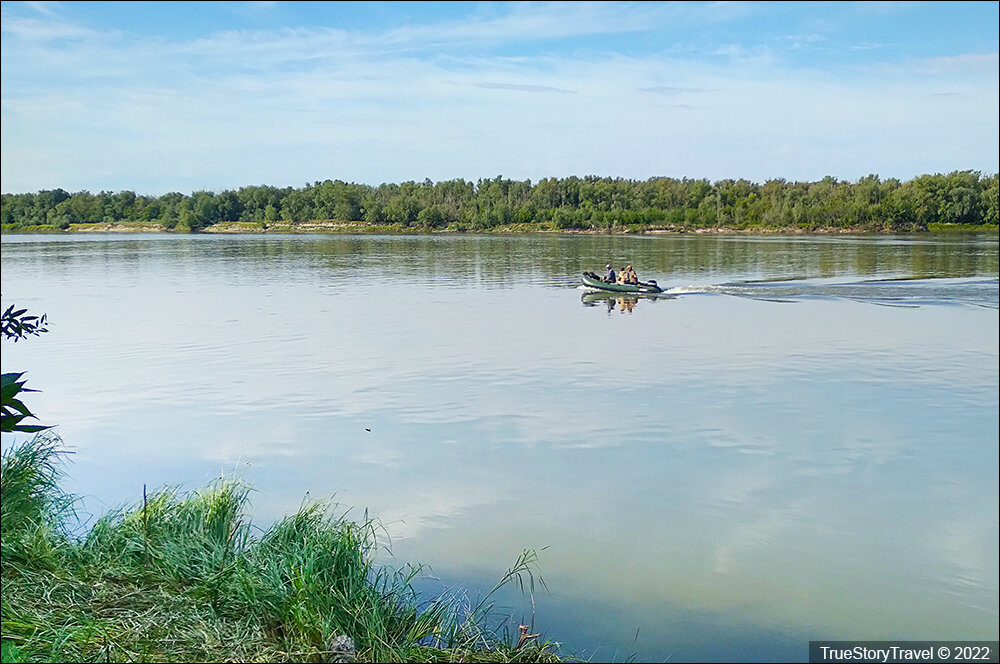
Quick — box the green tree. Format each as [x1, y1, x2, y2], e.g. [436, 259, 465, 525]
[981, 174, 999, 225]
[416, 205, 445, 228]
[384, 196, 419, 225]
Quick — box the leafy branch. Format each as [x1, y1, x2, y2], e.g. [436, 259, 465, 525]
[2, 304, 48, 342]
[1, 300, 52, 433]
[1, 372, 51, 434]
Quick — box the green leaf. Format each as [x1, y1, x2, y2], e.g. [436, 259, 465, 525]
[8, 424, 49, 433]
[0, 371, 50, 433]
[5, 398, 34, 417]
[1, 383, 22, 401]
[1, 372, 27, 389]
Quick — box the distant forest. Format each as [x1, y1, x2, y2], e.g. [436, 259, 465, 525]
[2, 170, 997, 232]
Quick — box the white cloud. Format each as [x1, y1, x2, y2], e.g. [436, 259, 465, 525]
[898, 52, 1000, 75]
[0, 14, 99, 41]
[2, 3, 998, 194]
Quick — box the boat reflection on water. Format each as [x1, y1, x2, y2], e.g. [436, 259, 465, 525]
[581, 290, 674, 314]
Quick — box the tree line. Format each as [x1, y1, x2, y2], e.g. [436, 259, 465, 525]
[2, 171, 997, 232]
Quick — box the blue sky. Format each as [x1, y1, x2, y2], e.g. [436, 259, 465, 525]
[2, 1, 997, 195]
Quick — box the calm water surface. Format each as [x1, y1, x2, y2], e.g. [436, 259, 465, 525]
[2, 233, 998, 662]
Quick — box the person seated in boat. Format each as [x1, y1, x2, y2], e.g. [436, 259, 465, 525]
[604, 264, 617, 283]
[625, 265, 639, 284]
[616, 266, 629, 285]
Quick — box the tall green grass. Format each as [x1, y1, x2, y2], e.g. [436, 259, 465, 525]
[1, 434, 567, 662]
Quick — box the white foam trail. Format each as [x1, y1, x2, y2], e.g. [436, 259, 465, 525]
[664, 285, 725, 295]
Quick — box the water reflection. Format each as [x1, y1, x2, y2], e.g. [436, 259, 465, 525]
[580, 290, 674, 314]
[4, 232, 997, 288]
[1, 233, 997, 663]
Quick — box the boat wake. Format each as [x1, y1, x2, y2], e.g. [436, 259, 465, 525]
[660, 276, 999, 308]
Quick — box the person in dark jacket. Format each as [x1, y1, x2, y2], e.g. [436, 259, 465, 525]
[604, 264, 617, 283]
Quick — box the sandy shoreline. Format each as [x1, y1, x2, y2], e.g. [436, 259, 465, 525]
[3, 220, 996, 235]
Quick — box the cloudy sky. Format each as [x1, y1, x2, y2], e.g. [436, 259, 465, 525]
[1, 1, 997, 195]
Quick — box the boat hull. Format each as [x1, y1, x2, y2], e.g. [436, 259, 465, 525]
[581, 272, 663, 293]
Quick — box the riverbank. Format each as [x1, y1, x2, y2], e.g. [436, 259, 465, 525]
[3, 220, 998, 235]
[0, 434, 567, 663]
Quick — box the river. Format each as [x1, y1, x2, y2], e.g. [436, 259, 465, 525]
[1, 232, 997, 662]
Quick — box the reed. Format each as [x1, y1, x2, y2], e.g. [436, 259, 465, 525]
[1, 434, 567, 663]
